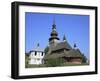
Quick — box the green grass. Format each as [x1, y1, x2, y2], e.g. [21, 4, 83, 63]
[25, 56, 89, 68]
[61, 62, 89, 66]
[25, 61, 89, 68]
[26, 64, 46, 68]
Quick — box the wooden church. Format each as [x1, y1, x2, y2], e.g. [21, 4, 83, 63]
[44, 19, 83, 64]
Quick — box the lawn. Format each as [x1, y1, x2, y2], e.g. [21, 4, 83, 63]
[25, 58, 89, 68]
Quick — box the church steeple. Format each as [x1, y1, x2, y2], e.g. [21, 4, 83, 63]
[49, 18, 60, 46]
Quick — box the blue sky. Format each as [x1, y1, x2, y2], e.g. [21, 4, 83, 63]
[25, 12, 89, 58]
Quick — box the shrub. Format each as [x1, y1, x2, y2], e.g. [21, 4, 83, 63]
[44, 46, 49, 55]
[45, 58, 65, 67]
[82, 54, 87, 63]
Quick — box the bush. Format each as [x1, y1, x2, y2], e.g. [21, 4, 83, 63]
[25, 55, 29, 68]
[44, 46, 49, 55]
[45, 58, 65, 67]
[82, 54, 87, 63]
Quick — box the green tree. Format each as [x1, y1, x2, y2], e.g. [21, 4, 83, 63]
[82, 54, 87, 63]
[44, 46, 49, 55]
[45, 58, 65, 67]
[25, 54, 29, 68]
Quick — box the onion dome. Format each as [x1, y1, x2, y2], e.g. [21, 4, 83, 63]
[51, 30, 58, 36]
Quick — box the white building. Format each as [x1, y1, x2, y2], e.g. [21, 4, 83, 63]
[29, 48, 45, 65]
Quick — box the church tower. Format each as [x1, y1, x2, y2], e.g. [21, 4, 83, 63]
[49, 18, 60, 47]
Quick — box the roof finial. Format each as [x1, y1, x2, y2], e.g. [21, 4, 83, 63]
[52, 16, 56, 30]
[74, 43, 77, 48]
[53, 16, 55, 25]
[37, 43, 40, 47]
[63, 35, 66, 41]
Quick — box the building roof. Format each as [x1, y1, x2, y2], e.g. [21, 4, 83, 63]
[66, 49, 82, 57]
[51, 30, 58, 36]
[50, 41, 72, 52]
[33, 48, 44, 52]
[44, 49, 82, 59]
[29, 48, 44, 53]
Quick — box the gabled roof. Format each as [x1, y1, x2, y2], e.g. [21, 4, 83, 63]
[66, 49, 82, 57]
[50, 41, 72, 52]
[44, 49, 82, 59]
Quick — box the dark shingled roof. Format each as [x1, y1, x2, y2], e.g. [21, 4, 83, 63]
[44, 49, 82, 59]
[66, 49, 82, 57]
[50, 41, 72, 52]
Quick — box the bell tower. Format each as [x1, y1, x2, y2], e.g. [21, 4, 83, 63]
[49, 18, 60, 47]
